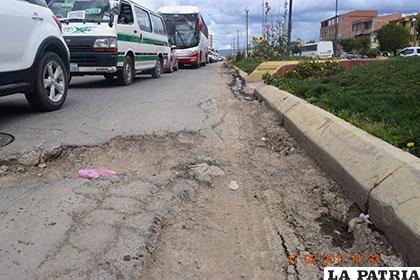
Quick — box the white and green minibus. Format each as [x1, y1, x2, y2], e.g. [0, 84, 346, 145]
[49, 0, 170, 85]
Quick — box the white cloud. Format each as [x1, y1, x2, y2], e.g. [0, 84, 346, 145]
[144, 0, 420, 49]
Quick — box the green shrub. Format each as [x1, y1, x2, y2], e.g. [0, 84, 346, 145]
[285, 59, 343, 80]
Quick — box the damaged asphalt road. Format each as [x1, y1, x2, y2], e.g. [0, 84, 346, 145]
[0, 65, 405, 279]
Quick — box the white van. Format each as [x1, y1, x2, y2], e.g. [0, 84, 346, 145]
[300, 41, 334, 59]
[49, 0, 170, 85]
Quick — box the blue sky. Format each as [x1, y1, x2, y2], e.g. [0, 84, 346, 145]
[144, 0, 420, 49]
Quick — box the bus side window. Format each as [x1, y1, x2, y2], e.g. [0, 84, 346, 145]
[135, 7, 152, 33]
[118, 2, 134, 25]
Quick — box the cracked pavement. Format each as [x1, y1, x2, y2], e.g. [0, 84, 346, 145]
[0, 66, 222, 162]
[0, 65, 405, 279]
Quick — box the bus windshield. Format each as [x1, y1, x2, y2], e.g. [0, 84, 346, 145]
[49, 0, 111, 22]
[161, 14, 199, 49]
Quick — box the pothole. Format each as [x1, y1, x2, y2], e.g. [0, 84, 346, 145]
[0, 133, 14, 148]
[316, 215, 355, 249]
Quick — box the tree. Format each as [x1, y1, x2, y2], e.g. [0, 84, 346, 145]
[416, 16, 420, 34]
[354, 37, 371, 55]
[340, 38, 356, 52]
[377, 24, 410, 53]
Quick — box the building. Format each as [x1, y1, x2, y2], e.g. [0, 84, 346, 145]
[390, 13, 420, 46]
[208, 33, 214, 49]
[320, 10, 378, 41]
[352, 13, 402, 48]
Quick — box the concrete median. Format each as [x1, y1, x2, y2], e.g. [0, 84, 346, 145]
[254, 84, 420, 265]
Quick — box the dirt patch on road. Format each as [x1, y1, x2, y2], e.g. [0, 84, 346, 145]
[140, 68, 404, 280]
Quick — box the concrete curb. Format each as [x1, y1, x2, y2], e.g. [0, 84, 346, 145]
[255, 84, 420, 265]
[232, 65, 249, 81]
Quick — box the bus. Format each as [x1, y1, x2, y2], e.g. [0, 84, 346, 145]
[158, 6, 208, 68]
[300, 41, 334, 59]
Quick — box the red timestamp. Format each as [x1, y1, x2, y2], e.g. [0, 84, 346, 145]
[288, 252, 382, 266]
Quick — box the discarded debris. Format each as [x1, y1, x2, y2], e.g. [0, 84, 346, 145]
[261, 137, 267, 142]
[359, 213, 373, 225]
[187, 163, 225, 184]
[76, 169, 118, 180]
[228, 181, 239, 191]
[0, 165, 9, 176]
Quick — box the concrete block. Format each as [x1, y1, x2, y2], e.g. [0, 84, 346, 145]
[283, 102, 415, 211]
[370, 162, 420, 265]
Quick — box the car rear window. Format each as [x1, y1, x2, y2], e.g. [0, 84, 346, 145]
[28, 0, 48, 7]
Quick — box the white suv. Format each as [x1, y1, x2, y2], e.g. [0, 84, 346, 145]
[398, 47, 420, 57]
[0, 0, 70, 111]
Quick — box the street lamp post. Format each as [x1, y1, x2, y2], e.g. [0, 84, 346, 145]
[237, 30, 240, 53]
[334, 0, 339, 56]
[262, 0, 265, 36]
[286, 0, 293, 57]
[245, 8, 250, 58]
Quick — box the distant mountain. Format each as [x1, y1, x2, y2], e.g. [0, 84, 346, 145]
[216, 49, 232, 58]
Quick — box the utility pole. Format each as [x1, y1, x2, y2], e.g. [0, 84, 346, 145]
[286, 0, 293, 57]
[334, 0, 339, 56]
[245, 8, 250, 58]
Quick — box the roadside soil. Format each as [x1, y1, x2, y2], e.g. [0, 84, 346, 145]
[0, 66, 404, 279]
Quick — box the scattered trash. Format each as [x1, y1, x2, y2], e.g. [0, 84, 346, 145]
[261, 137, 267, 142]
[230, 76, 254, 101]
[229, 181, 240, 191]
[38, 163, 47, 168]
[359, 213, 373, 225]
[76, 169, 117, 180]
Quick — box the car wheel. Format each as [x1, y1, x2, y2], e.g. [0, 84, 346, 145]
[104, 74, 115, 80]
[151, 58, 162, 79]
[25, 52, 68, 112]
[117, 56, 134, 86]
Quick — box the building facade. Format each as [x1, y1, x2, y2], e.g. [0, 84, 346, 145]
[208, 33, 214, 49]
[390, 14, 420, 47]
[352, 13, 402, 48]
[320, 10, 378, 41]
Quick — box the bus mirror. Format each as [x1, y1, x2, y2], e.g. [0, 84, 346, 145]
[198, 18, 203, 31]
[109, 0, 120, 15]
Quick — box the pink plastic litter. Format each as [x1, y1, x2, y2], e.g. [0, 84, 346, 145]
[76, 169, 118, 179]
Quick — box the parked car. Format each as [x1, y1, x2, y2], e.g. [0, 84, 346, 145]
[0, 0, 70, 111]
[164, 46, 179, 73]
[209, 52, 218, 63]
[208, 50, 224, 63]
[339, 52, 361, 59]
[50, 0, 170, 85]
[398, 47, 420, 57]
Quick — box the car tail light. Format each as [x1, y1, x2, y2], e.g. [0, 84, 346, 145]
[53, 16, 62, 32]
